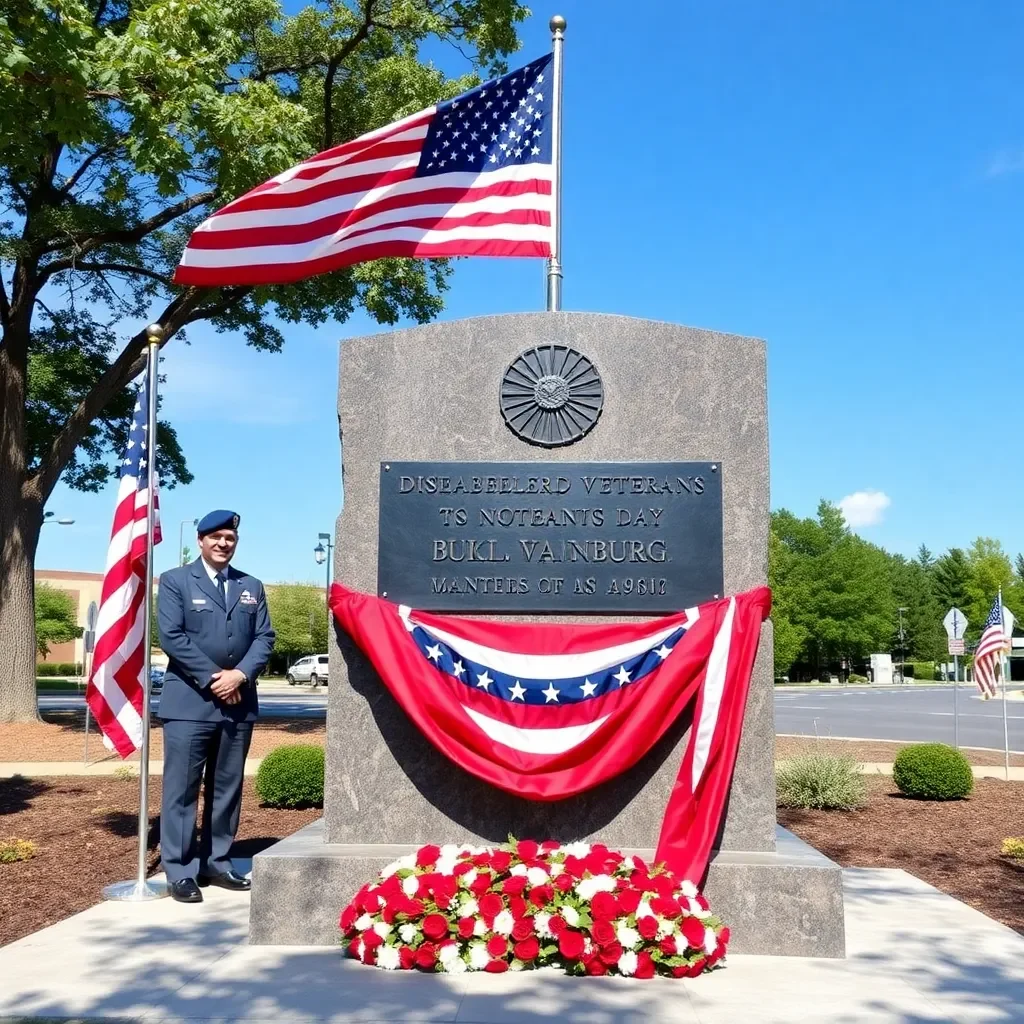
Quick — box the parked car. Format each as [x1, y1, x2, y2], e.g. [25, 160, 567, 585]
[149, 666, 165, 691]
[287, 654, 329, 686]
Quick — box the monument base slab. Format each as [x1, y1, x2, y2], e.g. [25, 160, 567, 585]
[248, 821, 845, 957]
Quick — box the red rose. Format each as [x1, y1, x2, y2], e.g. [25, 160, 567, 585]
[558, 929, 585, 960]
[339, 905, 357, 933]
[553, 873, 573, 893]
[541, 839, 560, 852]
[708, 943, 725, 966]
[361, 928, 383, 950]
[381, 903, 397, 924]
[686, 958, 707, 977]
[590, 891, 618, 922]
[591, 919, 616, 946]
[414, 942, 437, 969]
[485, 959, 509, 973]
[681, 915, 706, 949]
[629, 870, 653, 892]
[399, 945, 416, 970]
[400, 897, 425, 918]
[652, 875, 673, 899]
[562, 855, 584, 878]
[359, 890, 381, 913]
[432, 876, 457, 909]
[517, 839, 540, 860]
[377, 874, 401, 898]
[650, 896, 680, 920]
[422, 914, 449, 941]
[511, 917, 534, 941]
[416, 844, 441, 867]
[502, 875, 527, 896]
[618, 888, 642, 916]
[528, 884, 553, 909]
[486, 934, 508, 957]
[599, 941, 623, 965]
[659, 937, 678, 956]
[457, 917, 476, 939]
[361, 945, 375, 965]
[514, 937, 540, 961]
[548, 914, 567, 936]
[509, 896, 527, 920]
[635, 952, 656, 979]
[470, 872, 493, 896]
[671, 964, 688, 978]
[584, 853, 608, 876]
[489, 850, 512, 873]
[695, 894, 709, 911]
[453, 861, 474, 877]
[347, 937, 361, 959]
[478, 892, 503, 919]
[637, 915, 659, 941]
[719, 926, 731, 947]
[632, 855, 649, 873]
[586, 956, 608, 976]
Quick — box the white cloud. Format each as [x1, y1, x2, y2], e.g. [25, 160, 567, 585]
[838, 490, 891, 529]
[986, 149, 1024, 178]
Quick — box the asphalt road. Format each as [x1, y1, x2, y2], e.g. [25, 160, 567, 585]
[775, 684, 1024, 751]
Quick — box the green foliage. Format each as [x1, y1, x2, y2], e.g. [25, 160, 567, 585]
[34, 583, 82, 657]
[267, 584, 329, 661]
[255, 745, 325, 808]
[113, 764, 136, 781]
[848, 672, 867, 683]
[892, 744, 973, 801]
[36, 662, 81, 676]
[904, 661, 937, 681]
[932, 548, 971, 615]
[0, 839, 38, 864]
[1001, 837, 1024, 860]
[776, 751, 867, 810]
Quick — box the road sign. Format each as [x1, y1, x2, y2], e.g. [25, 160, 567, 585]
[943, 607, 968, 641]
[84, 630, 96, 654]
[948, 638, 965, 656]
[1004, 606, 1016, 640]
[86, 600, 99, 631]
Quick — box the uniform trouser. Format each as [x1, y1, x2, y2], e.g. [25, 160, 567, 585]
[160, 718, 253, 882]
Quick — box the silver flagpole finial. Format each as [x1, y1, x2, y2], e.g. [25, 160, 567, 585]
[545, 15, 566, 312]
[550, 14, 566, 32]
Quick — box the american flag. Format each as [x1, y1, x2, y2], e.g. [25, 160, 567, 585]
[974, 596, 1009, 699]
[174, 54, 554, 287]
[85, 379, 162, 757]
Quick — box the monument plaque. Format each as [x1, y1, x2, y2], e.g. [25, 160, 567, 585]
[377, 460, 724, 612]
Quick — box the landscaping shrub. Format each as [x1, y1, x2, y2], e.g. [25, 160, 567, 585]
[256, 745, 325, 808]
[848, 673, 868, 683]
[36, 662, 81, 677]
[0, 839, 37, 864]
[1001, 838, 1024, 861]
[776, 751, 867, 810]
[892, 743, 973, 800]
[904, 662, 937, 681]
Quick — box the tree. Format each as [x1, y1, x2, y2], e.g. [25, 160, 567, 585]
[35, 582, 82, 658]
[963, 537, 1022, 637]
[932, 548, 971, 614]
[1015, 553, 1024, 584]
[266, 584, 328, 666]
[767, 528, 807, 676]
[916, 544, 935, 573]
[180, 545, 192, 567]
[0, 0, 528, 720]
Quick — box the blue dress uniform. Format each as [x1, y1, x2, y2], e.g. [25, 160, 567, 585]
[157, 511, 274, 890]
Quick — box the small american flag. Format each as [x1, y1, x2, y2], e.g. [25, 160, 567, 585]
[973, 596, 1009, 699]
[85, 379, 162, 757]
[174, 54, 553, 287]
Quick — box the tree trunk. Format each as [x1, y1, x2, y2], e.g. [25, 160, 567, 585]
[0, 492, 41, 723]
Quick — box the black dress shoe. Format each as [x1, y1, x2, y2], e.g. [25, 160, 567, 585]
[198, 869, 251, 891]
[169, 878, 203, 903]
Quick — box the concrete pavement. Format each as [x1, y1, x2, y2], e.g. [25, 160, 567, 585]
[1, 866, 1022, 1022]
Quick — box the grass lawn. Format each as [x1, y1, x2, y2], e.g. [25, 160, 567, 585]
[35, 678, 83, 691]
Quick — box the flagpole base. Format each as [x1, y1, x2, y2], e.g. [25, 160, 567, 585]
[103, 878, 168, 902]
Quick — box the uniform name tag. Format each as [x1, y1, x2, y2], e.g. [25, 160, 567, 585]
[192, 598, 207, 605]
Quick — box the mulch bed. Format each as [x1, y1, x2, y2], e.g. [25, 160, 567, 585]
[775, 735, 1024, 767]
[780, 775, 1024, 934]
[0, 777, 320, 947]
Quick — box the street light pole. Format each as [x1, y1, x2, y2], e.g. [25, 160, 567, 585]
[41, 511, 75, 526]
[313, 532, 334, 597]
[898, 607, 908, 684]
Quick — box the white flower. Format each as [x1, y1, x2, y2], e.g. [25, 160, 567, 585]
[355, 913, 374, 931]
[397, 853, 417, 870]
[703, 926, 718, 956]
[561, 841, 592, 858]
[443, 956, 468, 974]
[439, 943, 461, 965]
[437, 858, 458, 876]
[620, 855, 636, 872]
[468, 942, 490, 970]
[461, 868, 478, 888]
[526, 866, 549, 886]
[376, 944, 400, 970]
[637, 900, 654, 920]
[510, 864, 528, 876]
[398, 924, 418, 944]
[534, 912, 553, 938]
[373, 922, 392, 939]
[459, 897, 479, 917]
[473, 918, 487, 937]
[617, 950, 638, 976]
[679, 880, 698, 898]
[402, 875, 420, 897]
[493, 910, 515, 935]
[549, 862, 565, 877]
[656, 917, 673, 940]
[616, 924, 641, 950]
[583, 937, 593, 955]
[562, 905, 580, 928]
[576, 874, 615, 901]
[381, 861, 401, 879]
[687, 897, 708, 918]
[440, 843, 460, 859]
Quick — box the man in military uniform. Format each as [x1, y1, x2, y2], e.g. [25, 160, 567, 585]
[157, 510, 275, 903]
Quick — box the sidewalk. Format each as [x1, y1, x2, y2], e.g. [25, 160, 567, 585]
[1, 867, 1022, 1021]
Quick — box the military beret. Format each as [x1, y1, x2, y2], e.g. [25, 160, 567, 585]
[197, 509, 240, 537]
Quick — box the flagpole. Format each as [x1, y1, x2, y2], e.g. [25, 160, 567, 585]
[104, 324, 168, 902]
[545, 14, 566, 312]
[999, 586, 1010, 782]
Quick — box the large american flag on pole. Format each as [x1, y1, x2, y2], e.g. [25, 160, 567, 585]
[974, 596, 1009, 700]
[174, 55, 553, 287]
[85, 380, 162, 757]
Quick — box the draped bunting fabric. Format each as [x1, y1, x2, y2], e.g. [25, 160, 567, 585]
[329, 583, 771, 883]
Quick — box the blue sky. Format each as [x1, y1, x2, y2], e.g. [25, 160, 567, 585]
[37, 0, 1024, 583]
